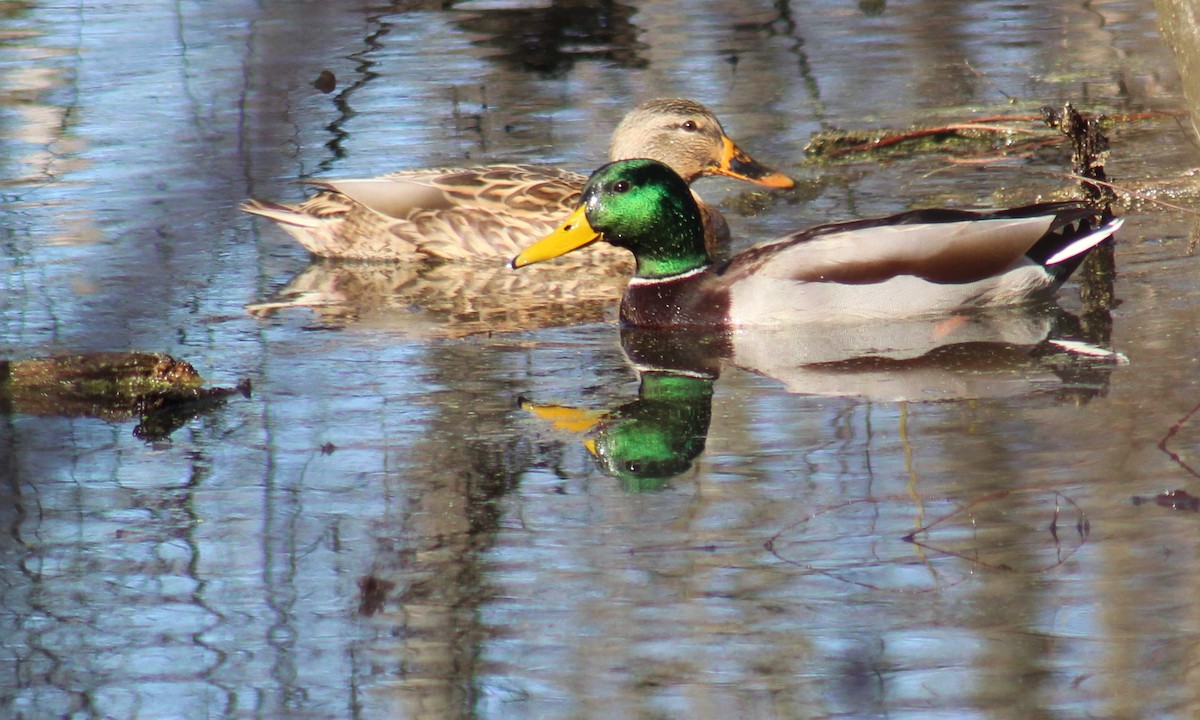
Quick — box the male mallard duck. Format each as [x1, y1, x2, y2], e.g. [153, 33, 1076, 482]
[241, 99, 794, 263]
[512, 159, 1125, 327]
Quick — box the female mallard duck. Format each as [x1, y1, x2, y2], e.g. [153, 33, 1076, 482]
[241, 99, 794, 263]
[511, 159, 1125, 327]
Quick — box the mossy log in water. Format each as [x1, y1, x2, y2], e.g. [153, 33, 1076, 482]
[804, 117, 1049, 161]
[805, 109, 1177, 163]
[0, 352, 249, 439]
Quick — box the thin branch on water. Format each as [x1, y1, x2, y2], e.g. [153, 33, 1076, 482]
[1157, 399, 1200, 480]
[1058, 172, 1200, 218]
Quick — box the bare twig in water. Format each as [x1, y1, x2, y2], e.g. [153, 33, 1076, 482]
[765, 488, 1088, 591]
[903, 489, 1089, 573]
[1055, 172, 1200, 218]
[963, 60, 1017, 103]
[1157, 398, 1200, 480]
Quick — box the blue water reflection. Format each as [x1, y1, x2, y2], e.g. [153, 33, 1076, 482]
[3, 0, 1200, 718]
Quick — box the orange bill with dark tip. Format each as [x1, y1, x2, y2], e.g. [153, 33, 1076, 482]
[716, 136, 795, 189]
[511, 204, 601, 268]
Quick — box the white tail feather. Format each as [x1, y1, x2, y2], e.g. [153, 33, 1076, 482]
[1048, 339, 1129, 364]
[1044, 217, 1124, 266]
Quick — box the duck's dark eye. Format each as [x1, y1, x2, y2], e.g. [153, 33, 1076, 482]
[613, 180, 631, 193]
[681, 120, 699, 132]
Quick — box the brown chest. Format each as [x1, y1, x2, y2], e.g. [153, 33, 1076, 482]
[619, 274, 730, 328]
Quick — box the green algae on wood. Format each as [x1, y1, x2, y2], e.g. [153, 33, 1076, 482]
[804, 122, 1037, 161]
[0, 352, 250, 440]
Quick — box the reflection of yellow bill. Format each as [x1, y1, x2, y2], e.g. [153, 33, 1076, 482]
[520, 399, 605, 435]
[511, 205, 600, 269]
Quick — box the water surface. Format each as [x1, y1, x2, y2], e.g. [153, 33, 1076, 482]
[3, 1, 1200, 718]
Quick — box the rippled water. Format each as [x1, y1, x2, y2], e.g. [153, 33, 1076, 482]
[3, 1, 1200, 718]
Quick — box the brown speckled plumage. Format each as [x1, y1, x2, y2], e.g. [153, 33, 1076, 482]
[242, 98, 791, 264]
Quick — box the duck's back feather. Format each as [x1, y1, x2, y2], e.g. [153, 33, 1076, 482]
[321, 165, 586, 215]
[721, 202, 1113, 286]
[716, 202, 1121, 326]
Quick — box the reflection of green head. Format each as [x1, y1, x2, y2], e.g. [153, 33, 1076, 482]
[588, 372, 714, 491]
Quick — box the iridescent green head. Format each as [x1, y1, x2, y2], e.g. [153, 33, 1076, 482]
[587, 373, 714, 490]
[511, 159, 710, 279]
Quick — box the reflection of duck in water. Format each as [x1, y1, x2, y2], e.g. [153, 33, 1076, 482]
[512, 159, 1124, 327]
[523, 371, 714, 493]
[245, 257, 626, 337]
[451, 0, 643, 76]
[522, 328, 725, 491]
[523, 316, 1121, 488]
[720, 310, 1121, 402]
[242, 99, 793, 264]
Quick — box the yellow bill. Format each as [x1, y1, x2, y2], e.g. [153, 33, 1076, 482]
[716, 136, 795, 189]
[511, 204, 600, 268]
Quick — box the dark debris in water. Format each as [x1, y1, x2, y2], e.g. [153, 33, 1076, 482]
[0, 351, 250, 441]
[357, 575, 395, 617]
[1131, 489, 1200, 512]
[1042, 102, 1113, 207]
[313, 69, 336, 94]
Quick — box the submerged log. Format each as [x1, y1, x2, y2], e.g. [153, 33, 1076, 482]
[0, 351, 249, 440]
